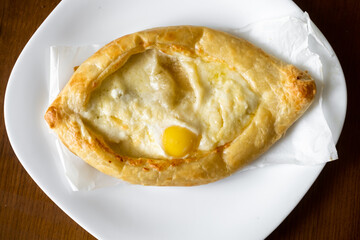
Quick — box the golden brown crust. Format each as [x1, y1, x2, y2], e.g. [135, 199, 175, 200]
[45, 26, 316, 186]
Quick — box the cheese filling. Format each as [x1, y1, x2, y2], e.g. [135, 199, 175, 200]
[82, 49, 258, 158]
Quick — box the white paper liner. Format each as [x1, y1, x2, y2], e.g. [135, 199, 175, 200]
[48, 12, 338, 191]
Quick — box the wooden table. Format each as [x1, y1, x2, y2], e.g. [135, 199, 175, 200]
[0, 0, 358, 239]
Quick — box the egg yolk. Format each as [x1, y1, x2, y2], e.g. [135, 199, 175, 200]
[162, 126, 198, 158]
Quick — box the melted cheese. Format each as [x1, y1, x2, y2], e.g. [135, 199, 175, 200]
[82, 49, 258, 158]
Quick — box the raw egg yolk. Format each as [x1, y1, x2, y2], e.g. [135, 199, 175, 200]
[162, 126, 198, 158]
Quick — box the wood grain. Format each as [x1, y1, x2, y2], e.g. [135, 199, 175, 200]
[0, 0, 358, 239]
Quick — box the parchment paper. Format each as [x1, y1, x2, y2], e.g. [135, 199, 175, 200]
[48, 12, 338, 191]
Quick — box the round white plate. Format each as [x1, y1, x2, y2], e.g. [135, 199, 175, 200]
[4, 0, 346, 239]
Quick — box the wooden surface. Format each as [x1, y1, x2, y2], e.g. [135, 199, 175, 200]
[0, 0, 358, 239]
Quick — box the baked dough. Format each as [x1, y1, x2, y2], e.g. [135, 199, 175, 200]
[45, 26, 316, 186]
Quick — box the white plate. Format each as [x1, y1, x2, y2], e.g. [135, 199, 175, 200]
[4, 0, 346, 239]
